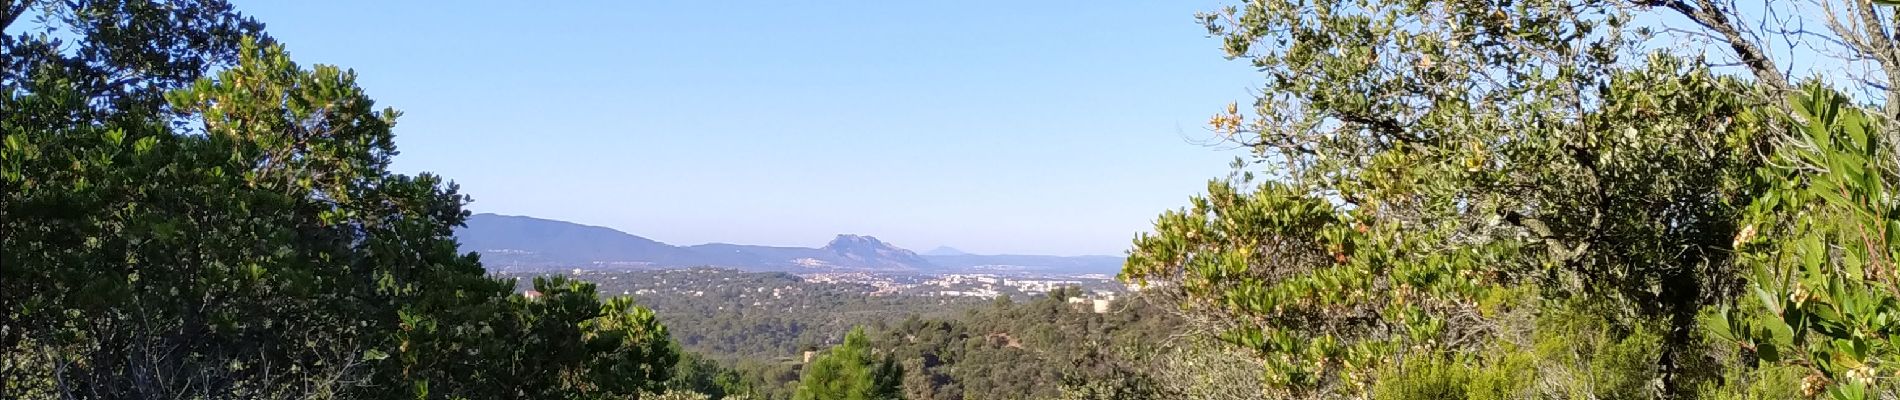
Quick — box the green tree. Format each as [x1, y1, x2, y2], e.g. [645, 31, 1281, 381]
[1705, 86, 1900, 399]
[668, 347, 756, 399]
[399, 276, 677, 399]
[3, 1, 681, 398]
[794, 327, 903, 400]
[1127, 0, 1898, 397]
[1, 0, 269, 120]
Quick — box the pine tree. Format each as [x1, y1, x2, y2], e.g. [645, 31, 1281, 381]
[794, 327, 904, 400]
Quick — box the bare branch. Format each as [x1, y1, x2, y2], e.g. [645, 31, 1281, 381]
[1846, 0, 1900, 115]
[0, 0, 31, 32]
[1647, 0, 1794, 92]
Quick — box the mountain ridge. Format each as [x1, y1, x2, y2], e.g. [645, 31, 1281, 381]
[456, 213, 1122, 274]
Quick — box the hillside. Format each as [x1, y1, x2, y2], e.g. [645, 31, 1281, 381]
[456, 213, 1124, 274]
[455, 214, 702, 268]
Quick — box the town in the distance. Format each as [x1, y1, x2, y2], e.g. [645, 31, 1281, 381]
[458, 213, 1139, 308]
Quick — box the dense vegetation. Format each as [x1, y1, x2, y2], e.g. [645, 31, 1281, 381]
[1118, 0, 1900, 399]
[506, 269, 987, 361]
[538, 268, 1187, 400]
[7, 0, 1900, 399]
[791, 327, 903, 400]
[3, 2, 679, 398]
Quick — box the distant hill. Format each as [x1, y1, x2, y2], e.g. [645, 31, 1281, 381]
[457, 214, 933, 272]
[455, 214, 701, 269]
[455, 213, 1123, 274]
[821, 234, 932, 271]
[923, 246, 971, 256]
[922, 254, 1126, 275]
[681, 235, 930, 271]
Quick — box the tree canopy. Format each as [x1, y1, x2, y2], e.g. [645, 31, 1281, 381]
[4, 1, 678, 398]
[792, 327, 903, 400]
[1125, 0, 1899, 399]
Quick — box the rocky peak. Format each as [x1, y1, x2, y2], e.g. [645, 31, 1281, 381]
[826, 234, 902, 252]
[822, 234, 930, 269]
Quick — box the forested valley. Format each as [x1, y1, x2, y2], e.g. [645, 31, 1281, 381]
[579, 268, 1194, 400]
[6, 0, 1900, 399]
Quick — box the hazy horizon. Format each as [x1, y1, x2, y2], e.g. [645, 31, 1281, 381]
[239, 1, 1257, 255]
[468, 212, 1129, 257]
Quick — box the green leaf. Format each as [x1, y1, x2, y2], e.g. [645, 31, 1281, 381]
[1801, 235, 1827, 271]
[1843, 246, 1865, 279]
[133, 136, 157, 155]
[2, 134, 21, 152]
[1756, 286, 1783, 315]
[1704, 310, 1737, 342]
[1765, 318, 1795, 345]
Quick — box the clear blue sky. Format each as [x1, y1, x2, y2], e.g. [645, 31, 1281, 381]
[241, 1, 1258, 256]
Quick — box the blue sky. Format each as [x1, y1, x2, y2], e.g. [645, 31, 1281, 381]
[241, 1, 1257, 256]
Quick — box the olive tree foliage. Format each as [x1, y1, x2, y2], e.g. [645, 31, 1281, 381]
[1125, 0, 1898, 397]
[3, 1, 679, 398]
